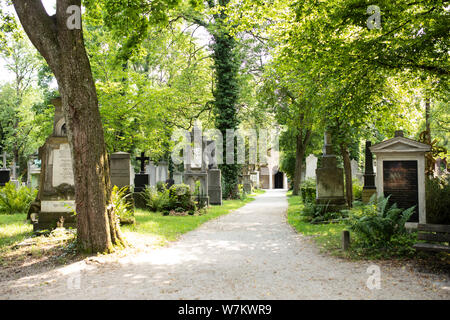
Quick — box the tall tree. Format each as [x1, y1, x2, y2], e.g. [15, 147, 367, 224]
[12, 0, 125, 253]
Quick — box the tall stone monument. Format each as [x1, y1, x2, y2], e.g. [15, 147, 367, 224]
[184, 125, 209, 206]
[316, 132, 346, 211]
[30, 97, 76, 230]
[362, 141, 377, 203]
[206, 140, 222, 205]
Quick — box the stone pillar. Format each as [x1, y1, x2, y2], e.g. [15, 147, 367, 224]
[362, 141, 377, 203]
[316, 132, 346, 211]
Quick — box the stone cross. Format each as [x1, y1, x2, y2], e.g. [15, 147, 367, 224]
[1, 152, 7, 169]
[11, 162, 19, 179]
[136, 152, 150, 174]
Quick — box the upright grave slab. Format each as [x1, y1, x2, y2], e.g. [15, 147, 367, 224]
[31, 97, 76, 230]
[316, 132, 346, 211]
[134, 152, 150, 193]
[206, 140, 222, 205]
[370, 131, 431, 225]
[27, 153, 41, 189]
[0, 151, 10, 187]
[110, 152, 132, 189]
[305, 154, 318, 180]
[183, 125, 209, 206]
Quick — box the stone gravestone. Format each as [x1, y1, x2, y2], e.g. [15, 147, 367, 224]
[183, 125, 209, 206]
[173, 171, 183, 185]
[206, 140, 222, 205]
[371, 131, 431, 225]
[110, 152, 132, 189]
[10, 161, 20, 188]
[110, 152, 135, 220]
[305, 154, 318, 179]
[27, 155, 41, 190]
[250, 171, 260, 189]
[0, 151, 11, 187]
[316, 132, 346, 211]
[146, 161, 157, 187]
[351, 159, 364, 184]
[134, 152, 150, 193]
[243, 173, 252, 194]
[157, 161, 169, 185]
[362, 141, 377, 203]
[30, 97, 76, 231]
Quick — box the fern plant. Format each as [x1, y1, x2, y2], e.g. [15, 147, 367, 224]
[0, 182, 37, 215]
[343, 194, 415, 248]
[111, 186, 134, 224]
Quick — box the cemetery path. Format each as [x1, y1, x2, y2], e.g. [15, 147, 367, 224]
[1, 189, 449, 300]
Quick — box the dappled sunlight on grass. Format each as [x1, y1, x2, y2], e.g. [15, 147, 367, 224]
[0, 214, 33, 250]
[287, 193, 346, 254]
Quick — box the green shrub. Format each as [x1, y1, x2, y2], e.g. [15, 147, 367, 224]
[426, 176, 450, 224]
[111, 186, 135, 225]
[300, 178, 316, 203]
[238, 184, 247, 200]
[343, 195, 415, 248]
[163, 184, 196, 215]
[156, 181, 167, 193]
[0, 182, 37, 215]
[302, 201, 343, 224]
[143, 186, 170, 212]
[352, 179, 363, 201]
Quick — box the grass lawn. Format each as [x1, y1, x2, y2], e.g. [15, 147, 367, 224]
[0, 214, 33, 251]
[122, 191, 264, 245]
[287, 192, 347, 256]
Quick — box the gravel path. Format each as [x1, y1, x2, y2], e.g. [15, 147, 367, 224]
[1, 190, 449, 300]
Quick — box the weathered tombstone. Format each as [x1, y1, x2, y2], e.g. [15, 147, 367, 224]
[110, 152, 132, 189]
[10, 161, 20, 188]
[27, 155, 41, 190]
[0, 151, 11, 187]
[31, 97, 76, 231]
[250, 171, 260, 189]
[362, 141, 377, 203]
[205, 140, 222, 205]
[173, 171, 183, 185]
[316, 132, 346, 211]
[157, 161, 169, 184]
[183, 125, 209, 206]
[371, 130, 431, 225]
[146, 161, 157, 186]
[305, 154, 318, 179]
[351, 159, 364, 185]
[134, 152, 150, 193]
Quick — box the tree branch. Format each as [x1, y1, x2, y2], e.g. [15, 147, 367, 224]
[12, 0, 60, 68]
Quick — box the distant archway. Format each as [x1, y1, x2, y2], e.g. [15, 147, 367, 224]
[274, 171, 284, 189]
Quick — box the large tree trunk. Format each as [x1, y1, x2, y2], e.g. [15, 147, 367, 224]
[292, 128, 311, 196]
[13, 0, 125, 253]
[340, 143, 353, 208]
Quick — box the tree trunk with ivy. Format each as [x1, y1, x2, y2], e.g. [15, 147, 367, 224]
[211, 3, 241, 199]
[13, 0, 125, 253]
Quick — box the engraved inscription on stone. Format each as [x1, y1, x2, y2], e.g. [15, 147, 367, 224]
[52, 143, 74, 187]
[383, 160, 419, 222]
[41, 200, 76, 213]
